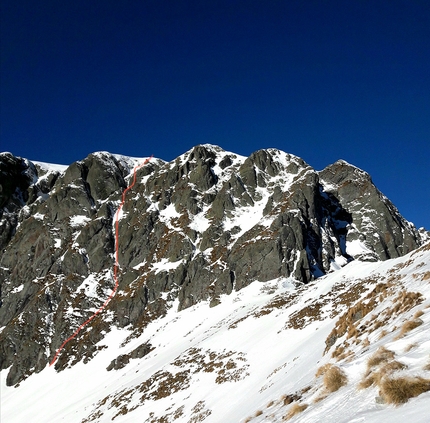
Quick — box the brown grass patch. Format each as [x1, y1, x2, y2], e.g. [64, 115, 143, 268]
[313, 393, 328, 403]
[371, 317, 387, 331]
[364, 358, 410, 388]
[380, 376, 430, 404]
[332, 347, 354, 362]
[324, 283, 391, 353]
[358, 373, 379, 390]
[384, 360, 408, 373]
[331, 345, 345, 359]
[316, 364, 348, 393]
[395, 318, 423, 339]
[279, 385, 310, 407]
[404, 343, 418, 352]
[391, 291, 423, 315]
[347, 325, 359, 339]
[172, 348, 249, 384]
[283, 403, 308, 420]
[414, 310, 424, 318]
[282, 393, 301, 405]
[284, 301, 325, 330]
[315, 363, 331, 378]
[323, 366, 348, 392]
[378, 329, 388, 340]
[421, 271, 430, 281]
[367, 347, 395, 368]
[329, 278, 380, 315]
[300, 385, 311, 394]
[359, 347, 408, 390]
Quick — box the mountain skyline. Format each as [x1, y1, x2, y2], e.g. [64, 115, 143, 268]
[1, 1, 429, 229]
[8, 145, 430, 232]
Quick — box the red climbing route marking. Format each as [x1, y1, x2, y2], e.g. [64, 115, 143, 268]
[50, 156, 152, 366]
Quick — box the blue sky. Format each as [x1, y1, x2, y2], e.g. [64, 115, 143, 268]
[1, 1, 429, 229]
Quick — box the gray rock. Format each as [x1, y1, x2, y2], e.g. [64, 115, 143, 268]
[106, 342, 153, 371]
[319, 160, 423, 260]
[0, 147, 426, 386]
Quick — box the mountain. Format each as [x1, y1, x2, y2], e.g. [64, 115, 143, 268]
[1, 145, 429, 422]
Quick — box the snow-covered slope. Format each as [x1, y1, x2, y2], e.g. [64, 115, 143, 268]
[3, 242, 430, 423]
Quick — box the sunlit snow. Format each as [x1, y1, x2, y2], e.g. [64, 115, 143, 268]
[69, 215, 91, 227]
[2, 244, 430, 423]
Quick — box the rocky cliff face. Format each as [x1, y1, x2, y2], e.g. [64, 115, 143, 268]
[0, 145, 427, 386]
[318, 160, 422, 261]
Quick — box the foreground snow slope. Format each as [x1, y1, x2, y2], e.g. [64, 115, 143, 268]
[2, 242, 430, 422]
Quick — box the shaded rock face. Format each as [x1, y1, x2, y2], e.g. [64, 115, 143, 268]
[0, 153, 38, 250]
[0, 146, 427, 385]
[318, 160, 423, 261]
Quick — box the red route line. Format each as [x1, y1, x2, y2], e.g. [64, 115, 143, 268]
[50, 156, 152, 366]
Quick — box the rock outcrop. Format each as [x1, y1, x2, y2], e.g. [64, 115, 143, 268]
[318, 160, 422, 261]
[0, 146, 427, 385]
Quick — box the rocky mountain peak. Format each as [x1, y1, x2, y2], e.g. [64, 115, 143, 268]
[319, 159, 424, 261]
[0, 152, 37, 207]
[321, 159, 372, 186]
[0, 146, 428, 387]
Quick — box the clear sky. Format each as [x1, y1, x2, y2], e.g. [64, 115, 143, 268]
[1, 1, 429, 229]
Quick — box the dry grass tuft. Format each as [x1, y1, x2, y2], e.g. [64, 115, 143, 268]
[316, 364, 348, 393]
[395, 318, 423, 339]
[332, 346, 355, 362]
[391, 291, 423, 315]
[383, 360, 408, 373]
[324, 366, 348, 392]
[380, 376, 430, 404]
[359, 348, 401, 390]
[359, 361, 407, 390]
[404, 343, 418, 353]
[283, 403, 308, 420]
[282, 393, 301, 406]
[331, 344, 344, 357]
[414, 310, 424, 318]
[315, 363, 331, 378]
[324, 282, 396, 354]
[313, 393, 328, 403]
[359, 346, 409, 392]
[337, 351, 355, 362]
[367, 347, 395, 369]
[358, 373, 379, 390]
[378, 329, 388, 340]
[300, 385, 312, 394]
[421, 271, 430, 281]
